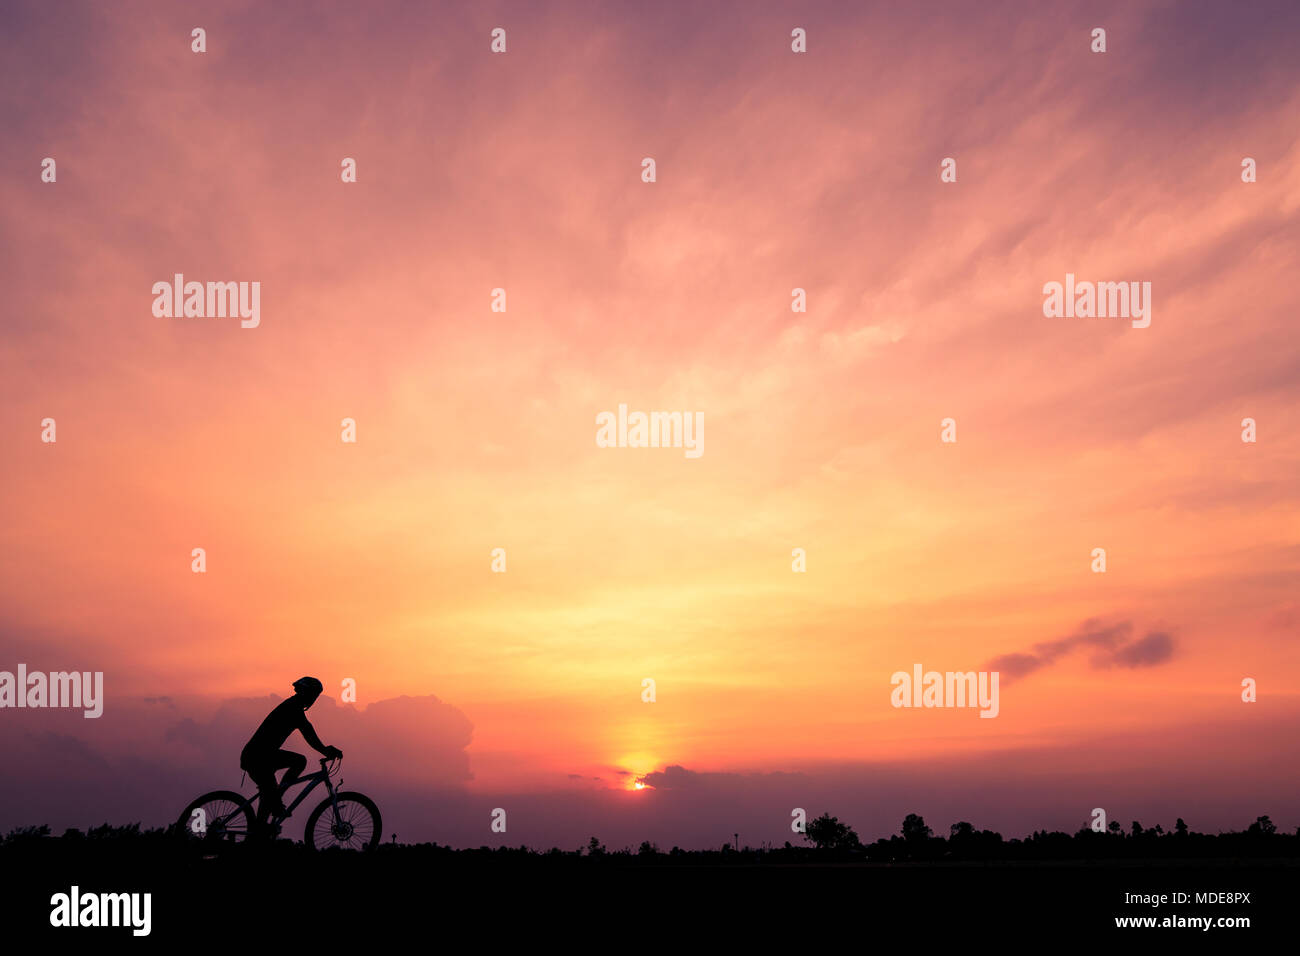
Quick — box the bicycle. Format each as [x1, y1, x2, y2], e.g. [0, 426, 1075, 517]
[175, 756, 382, 851]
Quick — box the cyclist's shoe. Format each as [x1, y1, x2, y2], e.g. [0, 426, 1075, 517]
[256, 817, 282, 840]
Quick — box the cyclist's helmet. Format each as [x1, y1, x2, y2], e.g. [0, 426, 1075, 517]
[292, 676, 324, 702]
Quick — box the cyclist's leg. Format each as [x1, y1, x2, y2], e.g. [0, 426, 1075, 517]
[274, 750, 308, 801]
[242, 759, 283, 824]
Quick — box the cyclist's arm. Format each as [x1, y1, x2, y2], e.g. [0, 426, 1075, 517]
[296, 713, 333, 756]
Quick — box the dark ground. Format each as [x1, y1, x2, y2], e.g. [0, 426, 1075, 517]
[1, 832, 1293, 944]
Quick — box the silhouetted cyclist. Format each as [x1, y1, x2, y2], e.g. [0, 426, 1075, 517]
[241, 677, 341, 831]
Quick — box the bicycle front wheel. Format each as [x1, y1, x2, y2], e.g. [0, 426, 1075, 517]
[305, 792, 381, 851]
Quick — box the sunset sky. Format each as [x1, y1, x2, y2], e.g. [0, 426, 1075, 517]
[2, 0, 1298, 848]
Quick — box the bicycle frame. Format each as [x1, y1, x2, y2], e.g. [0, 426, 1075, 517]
[253, 758, 342, 822]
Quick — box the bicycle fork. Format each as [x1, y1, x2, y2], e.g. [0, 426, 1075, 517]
[322, 776, 345, 827]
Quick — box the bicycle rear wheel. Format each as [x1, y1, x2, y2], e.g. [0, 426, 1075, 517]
[175, 790, 256, 845]
[305, 793, 381, 851]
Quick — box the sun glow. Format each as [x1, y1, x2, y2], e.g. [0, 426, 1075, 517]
[616, 753, 659, 791]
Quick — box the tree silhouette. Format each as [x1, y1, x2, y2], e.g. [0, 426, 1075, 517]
[804, 813, 861, 851]
[902, 813, 932, 843]
[1248, 815, 1276, 836]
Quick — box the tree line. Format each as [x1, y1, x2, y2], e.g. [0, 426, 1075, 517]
[3, 814, 1297, 862]
[793, 811, 1296, 861]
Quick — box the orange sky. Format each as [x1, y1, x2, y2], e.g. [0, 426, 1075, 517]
[2, 0, 1299, 832]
